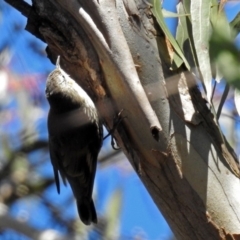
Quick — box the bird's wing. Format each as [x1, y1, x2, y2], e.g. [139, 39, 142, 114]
[49, 137, 67, 194]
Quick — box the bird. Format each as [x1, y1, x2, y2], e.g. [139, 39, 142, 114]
[45, 56, 103, 225]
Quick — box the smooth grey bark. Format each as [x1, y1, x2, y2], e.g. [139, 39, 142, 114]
[5, 0, 240, 239]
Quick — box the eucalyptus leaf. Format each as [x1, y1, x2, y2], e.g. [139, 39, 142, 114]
[209, 9, 240, 90]
[175, 1, 198, 70]
[230, 11, 240, 38]
[151, 0, 190, 70]
[104, 189, 122, 239]
[210, 32, 240, 90]
[210, 0, 223, 83]
[162, 8, 190, 18]
[234, 88, 240, 116]
[191, 0, 213, 100]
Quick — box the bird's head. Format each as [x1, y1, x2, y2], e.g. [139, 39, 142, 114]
[45, 56, 96, 114]
[46, 56, 71, 99]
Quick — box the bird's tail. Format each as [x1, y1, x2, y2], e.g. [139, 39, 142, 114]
[77, 198, 97, 225]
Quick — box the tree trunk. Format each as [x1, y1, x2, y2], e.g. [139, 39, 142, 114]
[6, 0, 240, 239]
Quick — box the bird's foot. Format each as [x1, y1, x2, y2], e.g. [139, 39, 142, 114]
[103, 109, 126, 150]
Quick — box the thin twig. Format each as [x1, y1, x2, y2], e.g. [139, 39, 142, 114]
[217, 83, 230, 119]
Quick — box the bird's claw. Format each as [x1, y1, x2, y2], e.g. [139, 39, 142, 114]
[104, 109, 126, 150]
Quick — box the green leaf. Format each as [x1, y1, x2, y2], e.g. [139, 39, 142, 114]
[234, 88, 240, 116]
[210, 0, 223, 83]
[104, 189, 122, 239]
[162, 8, 190, 18]
[209, 5, 240, 90]
[151, 0, 190, 70]
[230, 12, 240, 38]
[175, 1, 198, 70]
[190, 0, 213, 100]
[210, 28, 240, 90]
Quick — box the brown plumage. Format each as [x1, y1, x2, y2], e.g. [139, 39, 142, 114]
[46, 56, 103, 225]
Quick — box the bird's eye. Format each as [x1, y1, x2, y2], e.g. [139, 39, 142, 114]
[60, 75, 66, 84]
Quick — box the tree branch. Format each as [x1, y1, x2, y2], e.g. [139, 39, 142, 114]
[4, 0, 31, 17]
